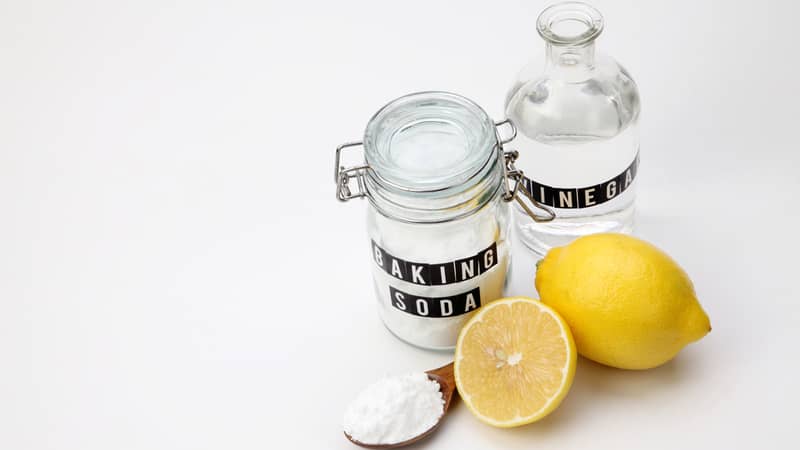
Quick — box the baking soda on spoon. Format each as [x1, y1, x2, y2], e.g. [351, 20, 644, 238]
[343, 373, 445, 446]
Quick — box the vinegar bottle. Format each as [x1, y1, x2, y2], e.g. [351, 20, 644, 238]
[505, 2, 641, 255]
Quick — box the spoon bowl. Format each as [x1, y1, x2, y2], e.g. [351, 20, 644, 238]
[344, 362, 456, 449]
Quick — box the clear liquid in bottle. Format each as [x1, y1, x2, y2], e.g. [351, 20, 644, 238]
[505, 1, 641, 255]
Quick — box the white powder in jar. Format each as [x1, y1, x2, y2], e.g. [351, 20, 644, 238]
[343, 373, 445, 445]
[367, 198, 510, 349]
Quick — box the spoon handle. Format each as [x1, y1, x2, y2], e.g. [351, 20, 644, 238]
[426, 362, 454, 381]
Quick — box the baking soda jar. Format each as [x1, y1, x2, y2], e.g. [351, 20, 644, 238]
[335, 92, 553, 350]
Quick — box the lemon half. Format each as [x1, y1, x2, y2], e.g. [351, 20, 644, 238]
[454, 297, 576, 427]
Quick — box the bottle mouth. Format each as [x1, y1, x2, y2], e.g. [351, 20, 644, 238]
[537, 1, 603, 46]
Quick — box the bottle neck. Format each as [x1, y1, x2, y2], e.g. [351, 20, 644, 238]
[535, 1, 604, 81]
[544, 41, 596, 79]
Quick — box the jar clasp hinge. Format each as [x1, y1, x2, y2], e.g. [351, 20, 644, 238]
[497, 119, 556, 223]
[335, 142, 369, 202]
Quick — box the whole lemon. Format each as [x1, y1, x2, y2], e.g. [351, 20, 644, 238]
[535, 233, 711, 370]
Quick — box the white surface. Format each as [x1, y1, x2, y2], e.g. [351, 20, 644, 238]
[1, 1, 798, 449]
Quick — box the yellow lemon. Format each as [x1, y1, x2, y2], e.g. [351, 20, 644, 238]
[454, 297, 576, 427]
[536, 233, 711, 370]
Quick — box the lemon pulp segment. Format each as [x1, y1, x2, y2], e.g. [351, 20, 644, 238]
[454, 298, 576, 427]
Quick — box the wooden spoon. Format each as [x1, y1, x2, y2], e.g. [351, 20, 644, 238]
[344, 362, 457, 449]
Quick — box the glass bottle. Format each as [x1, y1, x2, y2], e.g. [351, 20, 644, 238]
[505, 1, 641, 255]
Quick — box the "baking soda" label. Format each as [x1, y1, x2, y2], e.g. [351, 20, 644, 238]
[389, 286, 480, 318]
[371, 240, 497, 286]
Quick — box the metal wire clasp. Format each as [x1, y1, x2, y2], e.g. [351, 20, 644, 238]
[334, 118, 556, 223]
[500, 147, 556, 223]
[335, 142, 369, 202]
[495, 118, 554, 222]
[495, 118, 518, 145]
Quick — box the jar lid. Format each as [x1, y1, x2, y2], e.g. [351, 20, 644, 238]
[335, 91, 557, 224]
[363, 92, 497, 194]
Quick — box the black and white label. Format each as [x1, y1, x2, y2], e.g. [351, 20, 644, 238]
[389, 286, 481, 318]
[371, 240, 497, 286]
[521, 153, 640, 209]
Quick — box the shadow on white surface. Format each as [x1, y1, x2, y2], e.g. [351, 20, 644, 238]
[455, 354, 692, 446]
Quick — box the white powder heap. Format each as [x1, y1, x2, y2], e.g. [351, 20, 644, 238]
[370, 208, 510, 349]
[343, 372, 445, 445]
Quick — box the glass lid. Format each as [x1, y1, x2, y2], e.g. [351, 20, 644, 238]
[363, 92, 497, 193]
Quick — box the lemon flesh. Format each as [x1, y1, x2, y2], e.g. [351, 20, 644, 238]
[454, 297, 576, 427]
[536, 233, 711, 370]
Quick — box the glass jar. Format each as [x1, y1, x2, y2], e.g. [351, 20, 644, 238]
[335, 92, 552, 350]
[505, 2, 641, 256]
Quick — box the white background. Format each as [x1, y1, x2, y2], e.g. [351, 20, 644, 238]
[1, 0, 798, 449]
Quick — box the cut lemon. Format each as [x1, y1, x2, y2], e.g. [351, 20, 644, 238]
[454, 297, 576, 427]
